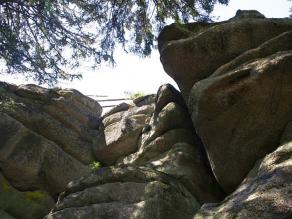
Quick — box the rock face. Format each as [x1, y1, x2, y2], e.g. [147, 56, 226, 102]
[94, 84, 224, 204]
[45, 84, 225, 219]
[121, 84, 225, 204]
[45, 166, 199, 219]
[159, 10, 292, 99]
[194, 124, 292, 219]
[0, 173, 54, 219]
[159, 10, 292, 194]
[95, 97, 155, 165]
[189, 48, 292, 193]
[0, 82, 102, 164]
[0, 83, 102, 194]
[0, 113, 90, 196]
[0, 82, 101, 217]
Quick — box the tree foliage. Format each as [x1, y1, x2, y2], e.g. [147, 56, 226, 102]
[0, 0, 229, 85]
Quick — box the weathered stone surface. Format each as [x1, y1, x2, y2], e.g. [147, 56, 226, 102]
[194, 126, 292, 219]
[0, 113, 90, 196]
[45, 166, 199, 219]
[140, 102, 193, 147]
[0, 82, 102, 164]
[102, 102, 131, 118]
[16, 84, 102, 120]
[159, 10, 292, 98]
[121, 84, 194, 164]
[144, 142, 225, 204]
[121, 84, 224, 204]
[0, 82, 103, 218]
[122, 129, 197, 165]
[212, 30, 292, 78]
[133, 94, 156, 107]
[154, 84, 187, 117]
[0, 173, 54, 219]
[189, 49, 292, 193]
[95, 104, 154, 165]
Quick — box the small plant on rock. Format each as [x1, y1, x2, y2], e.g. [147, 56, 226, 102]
[89, 161, 101, 170]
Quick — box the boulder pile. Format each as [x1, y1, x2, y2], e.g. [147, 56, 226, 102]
[1, 10, 292, 219]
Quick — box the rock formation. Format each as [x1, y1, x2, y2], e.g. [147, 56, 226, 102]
[45, 166, 199, 219]
[195, 128, 292, 218]
[159, 10, 292, 218]
[95, 101, 155, 165]
[0, 82, 101, 218]
[0, 173, 54, 219]
[1, 10, 292, 219]
[120, 84, 225, 204]
[158, 10, 292, 99]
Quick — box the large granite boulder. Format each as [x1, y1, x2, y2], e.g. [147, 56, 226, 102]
[189, 46, 292, 193]
[0, 82, 100, 217]
[194, 123, 292, 219]
[159, 10, 292, 194]
[45, 166, 199, 219]
[212, 30, 292, 78]
[0, 113, 90, 196]
[0, 82, 102, 164]
[158, 10, 292, 98]
[121, 84, 224, 204]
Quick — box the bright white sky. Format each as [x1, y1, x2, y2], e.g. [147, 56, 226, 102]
[1, 0, 291, 97]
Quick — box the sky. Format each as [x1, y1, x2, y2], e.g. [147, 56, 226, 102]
[1, 0, 291, 98]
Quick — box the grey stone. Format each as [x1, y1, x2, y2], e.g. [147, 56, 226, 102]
[158, 11, 292, 99]
[45, 166, 199, 219]
[189, 50, 292, 193]
[194, 130, 292, 219]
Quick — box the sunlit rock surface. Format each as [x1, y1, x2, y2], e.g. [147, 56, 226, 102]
[0, 82, 102, 164]
[45, 166, 199, 219]
[158, 10, 292, 99]
[95, 104, 155, 165]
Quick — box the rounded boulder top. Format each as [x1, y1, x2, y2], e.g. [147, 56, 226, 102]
[230, 9, 266, 20]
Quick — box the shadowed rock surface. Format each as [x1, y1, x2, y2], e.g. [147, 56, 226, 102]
[0, 173, 54, 219]
[0, 113, 90, 196]
[194, 123, 292, 219]
[0, 82, 99, 217]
